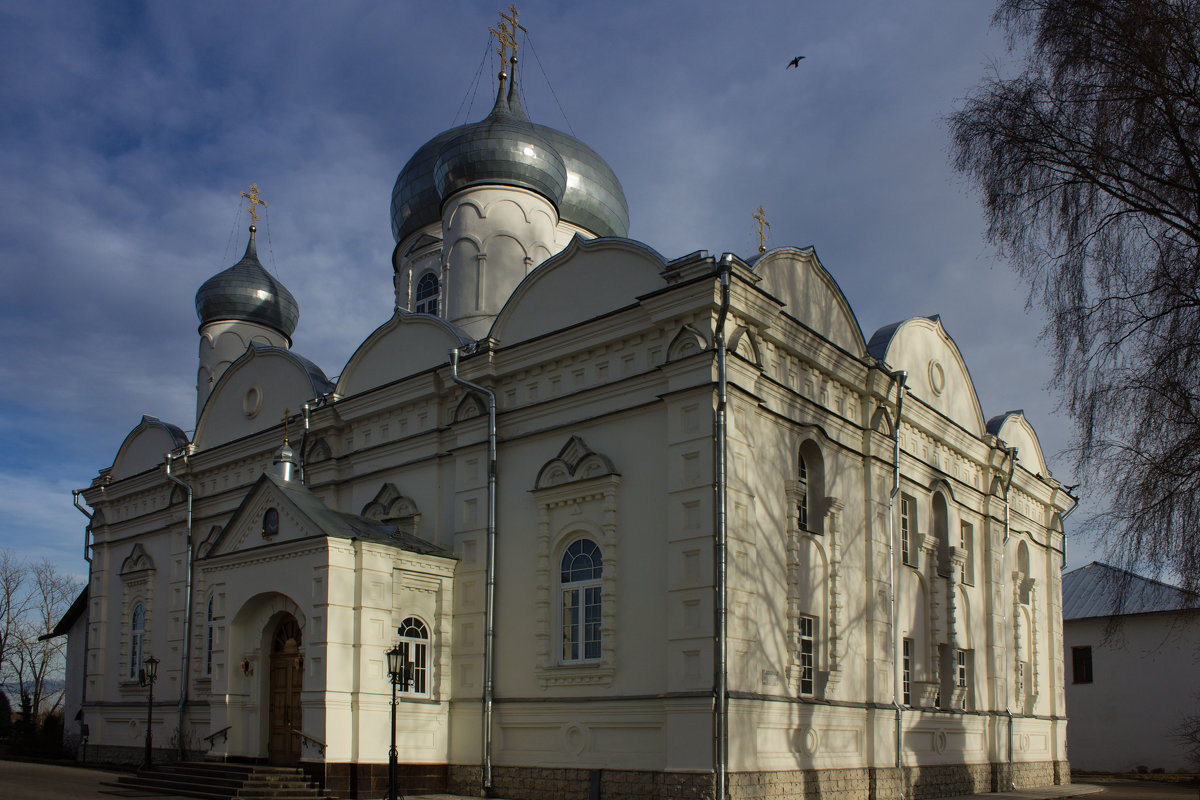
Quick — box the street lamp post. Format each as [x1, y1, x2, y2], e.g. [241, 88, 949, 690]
[139, 655, 159, 770]
[385, 645, 402, 800]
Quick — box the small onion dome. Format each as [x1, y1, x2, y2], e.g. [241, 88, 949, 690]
[195, 227, 299, 341]
[390, 73, 629, 243]
[433, 77, 567, 209]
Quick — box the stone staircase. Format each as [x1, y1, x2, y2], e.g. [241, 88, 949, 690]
[104, 761, 335, 799]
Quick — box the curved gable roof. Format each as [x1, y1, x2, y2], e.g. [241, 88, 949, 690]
[489, 235, 667, 346]
[337, 310, 469, 398]
[194, 345, 333, 450]
[750, 246, 866, 357]
[867, 315, 986, 436]
[986, 410, 1050, 476]
[110, 415, 189, 481]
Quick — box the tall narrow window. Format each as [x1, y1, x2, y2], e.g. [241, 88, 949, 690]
[561, 539, 603, 662]
[1071, 646, 1093, 684]
[902, 637, 913, 706]
[398, 616, 430, 695]
[799, 615, 817, 697]
[900, 495, 915, 566]
[797, 455, 809, 531]
[414, 271, 439, 315]
[130, 604, 146, 680]
[205, 597, 215, 676]
[956, 649, 972, 710]
[960, 521, 974, 585]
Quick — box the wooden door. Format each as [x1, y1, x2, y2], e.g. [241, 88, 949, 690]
[267, 617, 303, 764]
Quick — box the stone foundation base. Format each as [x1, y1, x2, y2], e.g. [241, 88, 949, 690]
[323, 762, 447, 798]
[444, 761, 1068, 800]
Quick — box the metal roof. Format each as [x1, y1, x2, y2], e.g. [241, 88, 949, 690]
[1062, 561, 1198, 620]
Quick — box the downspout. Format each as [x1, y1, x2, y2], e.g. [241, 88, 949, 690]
[165, 449, 195, 759]
[713, 254, 732, 800]
[883, 369, 907, 771]
[999, 445, 1017, 790]
[298, 393, 330, 484]
[450, 347, 497, 793]
[71, 492, 93, 720]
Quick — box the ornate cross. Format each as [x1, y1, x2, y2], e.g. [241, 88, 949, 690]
[282, 408, 290, 445]
[754, 206, 771, 253]
[241, 183, 268, 226]
[490, 6, 527, 64]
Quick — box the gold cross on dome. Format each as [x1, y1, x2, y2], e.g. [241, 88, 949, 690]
[282, 408, 291, 445]
[490, 6, 527, 64]
[754, 206, 771, 253]
[241, 183, 268, 226]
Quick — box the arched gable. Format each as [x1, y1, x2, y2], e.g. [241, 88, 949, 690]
[109, 415, 189, 482]
[194, 345, 333, 451]
[751, 247, 867, 357]
[489, 235, 667, 346]
[867, 316, 987, 437]
[986, 410, 1050, 477]
[336, 310, 468, 399]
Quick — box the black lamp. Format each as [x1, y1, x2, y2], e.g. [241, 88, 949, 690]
[140, 655, 159, 769]
[386, 644, 402, 800]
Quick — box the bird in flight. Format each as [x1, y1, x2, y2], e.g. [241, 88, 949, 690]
[787, 56, 805, 69]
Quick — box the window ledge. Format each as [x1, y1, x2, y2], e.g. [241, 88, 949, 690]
[536, 662, 614, 688]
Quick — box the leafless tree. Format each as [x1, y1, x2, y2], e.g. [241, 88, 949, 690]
[950, 0, 1200, 592]
[3, 558, 78, 720]
[0, 549, 31, 682]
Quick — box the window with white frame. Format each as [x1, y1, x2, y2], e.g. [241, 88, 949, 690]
[397, 616, 429, 695]
[902, 637, 913, 706]
[900, 494, 916, 566]
[960, 521, 974, 584]
[957, 649, 973, 709]
[205, 596, 215, 676]
[414, 271, 439, 315]
[129, 603, 146, 680]
[561, 539, 603, 662]
[799, 615, 817, 697]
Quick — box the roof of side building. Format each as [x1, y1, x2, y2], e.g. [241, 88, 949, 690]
[1062, 561, 1199, 620]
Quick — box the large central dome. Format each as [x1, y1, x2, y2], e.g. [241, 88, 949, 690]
[390, 72, 629, 244]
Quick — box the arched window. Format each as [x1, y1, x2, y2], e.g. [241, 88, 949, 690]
[397, 616, 429, 695]
[414, 271, 439, 315]
[205, 597, 215, 676]
[796, 441, 825, 534]
[129, 604, 146, 680]
[797, 454, 809, 531]
[561, 539, 603, 662]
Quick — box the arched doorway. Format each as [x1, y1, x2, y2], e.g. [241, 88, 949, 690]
[268, 615, 303, 764]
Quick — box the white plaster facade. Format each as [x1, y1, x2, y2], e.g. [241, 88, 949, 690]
[62, 54, 1076, 800]
[1062, 563, 1200, 773]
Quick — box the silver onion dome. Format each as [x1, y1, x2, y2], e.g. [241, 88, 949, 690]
[390, 72, 629, 244]
[195, 227, 299, 341]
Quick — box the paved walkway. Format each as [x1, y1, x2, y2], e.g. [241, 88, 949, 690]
[6, 759, 1180, 800]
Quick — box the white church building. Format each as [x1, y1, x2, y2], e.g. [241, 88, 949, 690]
[61, 19, 1076, 800]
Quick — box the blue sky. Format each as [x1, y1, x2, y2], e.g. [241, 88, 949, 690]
[0, 1, 1097, 583]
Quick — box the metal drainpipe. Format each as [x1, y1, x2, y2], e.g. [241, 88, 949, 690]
[999, 446, 1017, 789]
[450, 347, 497, 792]
[165, 449, 195, 759]
[72, 494, 94, 714]
[298, 394, 329, 484]
[883, 369, 907, 772]
[713, 254, 732, 800]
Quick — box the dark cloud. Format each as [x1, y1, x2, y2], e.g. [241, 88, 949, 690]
[0, 1, 1095, 573]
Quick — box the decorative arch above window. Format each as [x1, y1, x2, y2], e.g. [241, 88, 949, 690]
[532, 436, 619, 687]
[361, 483, 421, 534]
[414, 271, 439, 315]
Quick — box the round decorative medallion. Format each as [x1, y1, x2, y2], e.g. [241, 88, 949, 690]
[243, 386, 263, 418]
[928, 359, 946, 396]
[562, 722, 588, 756]
[796, 726, 820, 755]
[934, 729, 948, 754]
